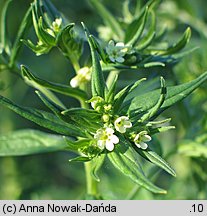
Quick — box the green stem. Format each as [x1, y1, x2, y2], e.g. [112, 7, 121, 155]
[79, 88, 98, 198]
[68, 54, 80, 72]
[84, 161, 98, 197]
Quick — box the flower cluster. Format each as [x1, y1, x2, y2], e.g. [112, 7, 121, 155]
[91, 97, 152, 152]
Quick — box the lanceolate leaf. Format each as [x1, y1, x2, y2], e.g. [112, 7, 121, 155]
[91, 154, 106, 182]
[126, 71, 207, 116]
[0, 95, 86, 137]
[82, 23, 105, 97]
[152, 28, 191, 55]
[37, 0, 62, 25]
[9, 6, 32, 67]
[108, 138, 167, 194]
[139, 77, 166, 122]
[88, 0, 124, 40]
[21, 65, 88, 101]
[35, 90, 64, 120]
[136, 10, 156, 50]
[0, 0, 12, 55]
[136, 149, 176, 176]
[125, 7, 149, 46]
[0, 129, 67, 156]
[69, 156, 91, 162]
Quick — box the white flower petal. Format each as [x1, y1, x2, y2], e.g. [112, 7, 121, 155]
[116, 42, 125, 47]
[117, 126, 126, 133]
[124, 121, 132, 128]
[109, 56, 116, 62]
[70, 77, 79, 88]
[105, 127, 114, 135]
[140, 142, 148, 149]
[134, 134, 140, 142]
[111, 135, 119, 144]
[105, 141, 115, 151]
[135, 143, 141, 148]
[116, 56, 125, 63]
[97, 140, 105, 150]
[142, 134, 152, 142]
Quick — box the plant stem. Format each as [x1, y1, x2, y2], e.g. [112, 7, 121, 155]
[79, 88, 98, 198]
[84, 161, 98, 197]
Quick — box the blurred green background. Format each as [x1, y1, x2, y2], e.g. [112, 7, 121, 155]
[0, 0, 207, 199]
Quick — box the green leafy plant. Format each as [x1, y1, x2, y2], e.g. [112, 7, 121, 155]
[0, 0, 206, 199]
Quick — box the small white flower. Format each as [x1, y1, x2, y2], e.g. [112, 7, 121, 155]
[106, 40, 128, 63]
[94, 127, 119, 151]
[52, 18, 62, 32]
[134, 131, 152, 150]
[70, 67, 91, 88]
[114, 116, 132, 133]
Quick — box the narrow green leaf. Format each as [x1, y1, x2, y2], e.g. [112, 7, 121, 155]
[9, 6, 32, 67]
[142, 62, 165, 68]
[0, 0, 12, 55]
[139, 77, 166, 122]
[31, 3, 41, 40]
[82, 23, 105, 97]
[69, 156, 91, 162]
[35, 90, 64, 119]
[150, 126, 175, 135]
[136, 10, 156, 50]
[108, 138, 167, 194]
[154, 28, 191, 55]
[38, 0, 62, 25]
[136, 149, 176, 176]
[21, 39, 51, 56]
[105, 74, 118, 103]
[90, 35, 107, 63]
[0, 129, 67, 156]
[125, 7, 149, 46]
[21, 65, 88, 101]
[147, 118, 172, 126]
[88, 0, 124, 40]
[21, 65, 65, 108]
[0, 95, 86, 137]
[38, 16, 56, 45]
[91, 154, 106, 182]
[126, 71, 207, 116]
